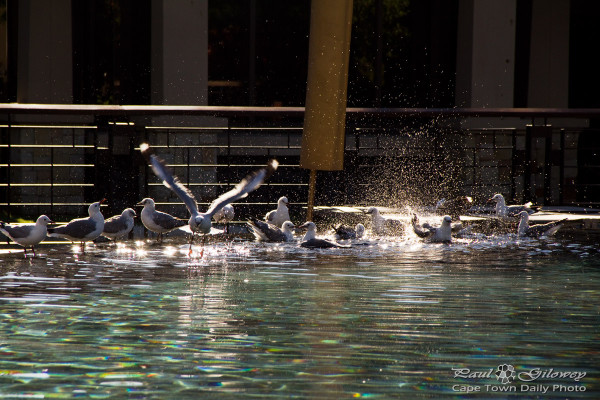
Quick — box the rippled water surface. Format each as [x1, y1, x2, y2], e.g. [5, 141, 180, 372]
[1, 235, 599, 399]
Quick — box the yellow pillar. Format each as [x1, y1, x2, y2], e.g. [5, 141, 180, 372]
[301, 0, 353, 220]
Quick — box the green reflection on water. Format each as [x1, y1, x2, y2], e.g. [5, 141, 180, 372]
[0, 238, 599, 398]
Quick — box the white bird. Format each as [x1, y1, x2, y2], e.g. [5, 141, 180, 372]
[299, 221, 348, 248]
[411, 214, 452, 243]
[490, 194, 536, 218]
[517, 211, 568, 238]
[247, 219, 296, 242]
[141, 143, 278, 242]
[102, 208, 136, 241]
[137, 198, 187, 242]
[365, 207, 404, 235]
[0, 215, 53, 256]
[265, 196, 290, 227]
[48, 200, 105, 250]
[212, 204, 235, 233]
[332, 223, 365, 240]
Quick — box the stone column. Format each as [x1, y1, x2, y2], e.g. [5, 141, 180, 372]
[527, 0, 569, 107]
[455, 0, 516, 109]
[151, 0, 208, 106]
[17, 0, 73, 103]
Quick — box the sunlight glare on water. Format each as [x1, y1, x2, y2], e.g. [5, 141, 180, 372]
[0, 234, 598, 398]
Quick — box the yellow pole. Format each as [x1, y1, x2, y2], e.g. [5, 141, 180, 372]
[301, 0, 353, 220]
[307, 169, 317, 221]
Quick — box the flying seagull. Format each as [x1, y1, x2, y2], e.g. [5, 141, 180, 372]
[247, 219, 296, 242]
[102, 208, 136, 241]
[299, 221, 349, 248]
[48, 200, 105, 251]
[140, 143, 278, 244]
[517, 211, 568, 238]
[411, 214, 452, 243]
[265, 196, 290, 227]
[0, 215, 53, 256]
[489, 193, 536, 218]
[137, 198, 187, 242]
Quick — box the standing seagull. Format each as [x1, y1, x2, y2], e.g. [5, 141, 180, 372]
[140, 143, 278, 245]
[490, 194, 536, 218]
[137, 198, 187, 242]
[247, 219, 296, 242]
[48, 200, 105, 251]
[212, 204, 235, 233]
[411, 214, 452, 243]
[265, 196, 290, 227]
[517, 211, 568, 238]
[0, 215, 53, 257]
[102, 208, 137, 241]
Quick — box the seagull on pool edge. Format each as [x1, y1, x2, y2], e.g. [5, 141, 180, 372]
[140, 143, 278, 253]
[137, 198, 187, 242]
[102, 208, 137, 241]
[47, 200, 106, 251]
[0, 215, 53, 257]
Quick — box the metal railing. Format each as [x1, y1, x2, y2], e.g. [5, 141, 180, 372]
[1, 105, 599, 223]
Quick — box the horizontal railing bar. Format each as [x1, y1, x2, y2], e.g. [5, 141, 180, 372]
[0, 164, 95, 167]
[0, 183, 94, 187]
[134, 145, 302, 150]
[0, 124, 97, 129]
[0, 104, 599, 118]
[0, 144, 95, 148]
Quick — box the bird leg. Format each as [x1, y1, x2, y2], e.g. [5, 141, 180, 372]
[188, 232, 195, 257]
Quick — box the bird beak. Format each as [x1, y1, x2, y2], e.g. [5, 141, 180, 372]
[136, 201, 144, 206]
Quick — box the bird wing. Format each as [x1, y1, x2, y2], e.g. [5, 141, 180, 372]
[0, 224, 34, 239]
[411, 215, 433, 238]
[247, 218, 287, 242]
[103, 216, 128, 234]
[49, 219, 97, 238]
[205, 160, 278, 218]
[152, 211, 187, 230]
[527, 219, 568, 237]
[141, 145, 199, 216]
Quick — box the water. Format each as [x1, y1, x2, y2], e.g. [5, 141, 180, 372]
[0, 235, 599, 399]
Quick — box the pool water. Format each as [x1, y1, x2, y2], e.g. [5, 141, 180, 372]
[0, 235, 599, 398]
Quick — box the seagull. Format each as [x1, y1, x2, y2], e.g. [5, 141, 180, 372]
[365, 207, 404, 236]
[411, 214, 452, 243]
[137, 198, 187, 242]
[490, 194, 536, 218]
[212, 204, 235, 233]
[332, 223, 365, 240]
[48, 200, 105, 250]
[517, 211, 568, 238]
[140, 143, 278, 245]
[247, 219, 296, 242]
[299, 221, 349, 248]
[102, 208, 136, 241]
[265, 196, 290, 227]
[0, 215, 53, 256]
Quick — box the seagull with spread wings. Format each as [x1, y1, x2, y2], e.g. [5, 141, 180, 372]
[140, 144, 278, 249]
